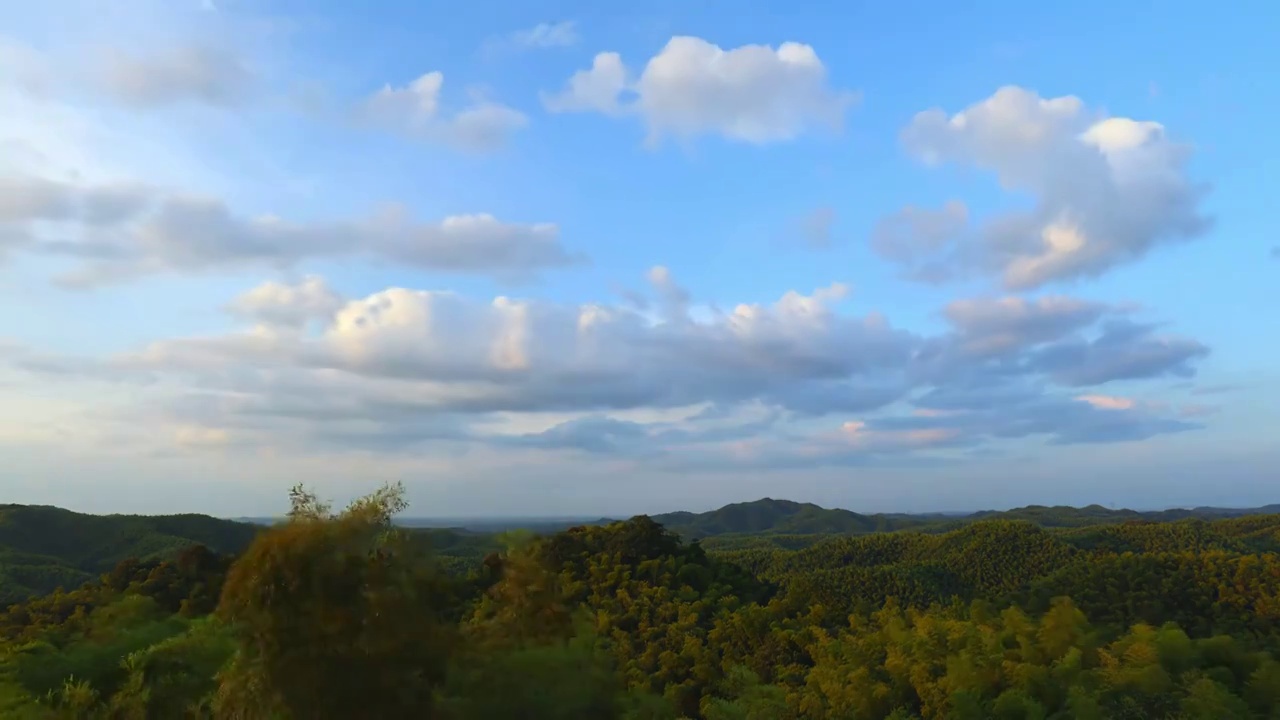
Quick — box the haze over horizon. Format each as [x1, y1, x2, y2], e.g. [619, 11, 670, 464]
[1, 0, 1276, 518]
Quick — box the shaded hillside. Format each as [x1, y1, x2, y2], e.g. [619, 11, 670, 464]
[0, 505, 261, 605]
[711, 513, 1280, 631]
[651, 498, 926, 539]
[653, 497, 1280, 540]
[7, 497, 1278, 606]
[7, 484, 1280, 719]
[0, 505, 509, 605]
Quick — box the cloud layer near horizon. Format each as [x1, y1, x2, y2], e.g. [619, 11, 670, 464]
[0, 10, 1231, 506]
[4, 271, 1210, 469]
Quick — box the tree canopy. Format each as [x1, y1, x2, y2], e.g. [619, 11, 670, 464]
[2, 487, 1279, 718]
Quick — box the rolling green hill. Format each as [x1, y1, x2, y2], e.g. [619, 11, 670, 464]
[651, 497, 1280, 540]
[0, 505, 262, 605]
[4, 490, 1280, 718]
[0, 505, 505, 605]
[5, 497, 1277, 607]
[650, 498, 931, 539]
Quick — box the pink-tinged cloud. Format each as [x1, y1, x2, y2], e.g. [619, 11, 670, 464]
[1074, 394, 1136, 411]
[913, 407, 961, 418]
[904, 428, 962, 444]
[840, 420, 868, 436]
[837, 420, 961, 449]
[727, 438, 764, 460]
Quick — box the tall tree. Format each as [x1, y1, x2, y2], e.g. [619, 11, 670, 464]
[214, 483, 456, 720]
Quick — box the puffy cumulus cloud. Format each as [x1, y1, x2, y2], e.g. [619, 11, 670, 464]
[96, 45, 254, 108]
[35, 267, 1209, 466]
[876, 86, 1211, 289]
[543, 36, 854, 145]
[0, 174, 579, 284]
[225, 276, 345, 329]
[359, 71, 527, 151]
[129, 273, 917, 418]
[542, 52, 629, 116]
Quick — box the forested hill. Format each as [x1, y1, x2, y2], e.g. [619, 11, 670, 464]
[652, 497, 1280, 539]
[5, 498, 1280, 605]
[651, 498, 937, 538]
[0, 505, 259, 605]
[3, 485, 1280, 718]
[0, 505, 512, 605]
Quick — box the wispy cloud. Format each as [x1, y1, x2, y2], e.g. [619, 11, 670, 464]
[483, 21, 579, 57]
[510, 21, 579, 49]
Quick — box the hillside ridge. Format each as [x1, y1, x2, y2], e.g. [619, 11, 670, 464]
[4, 497, 1278, 604]
[650, 497, 1280, 539]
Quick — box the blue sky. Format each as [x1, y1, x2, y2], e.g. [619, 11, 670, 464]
[0, 0, 1275, 517]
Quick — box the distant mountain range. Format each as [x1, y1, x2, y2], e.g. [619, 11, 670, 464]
[3, 498, 1277, 605]
[650, 498, 1280, 539]
[239, 500, 1280, 538]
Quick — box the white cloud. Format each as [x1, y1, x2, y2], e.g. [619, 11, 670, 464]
[226, 276, 345, 329]
[543, 36, 855, 145]
[510, 21, 579, 49]
[0, 174, 581, 284]
[875, 86, 1210, 289]
[128, 274, 914, 420]
[541, 52, 629, 116]
[9, 271, 1197, 463]
[96, 45, 254, 107]
[360, 71, 527, 151]
[4, 31, 524, 151]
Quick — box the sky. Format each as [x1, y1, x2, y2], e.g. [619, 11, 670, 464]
[0, 0, 1276, 518]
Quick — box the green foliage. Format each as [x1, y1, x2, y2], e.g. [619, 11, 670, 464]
[438, 627, 625, 720]
[653, 498, 925, 539]
[215, 481, 457, 719]
[654, 498, 1280, 542]
[0, 505, 260, 606]
[2, 493, 1280, 719]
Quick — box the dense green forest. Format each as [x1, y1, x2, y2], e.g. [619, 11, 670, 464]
[3, 491, 1280, 718]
